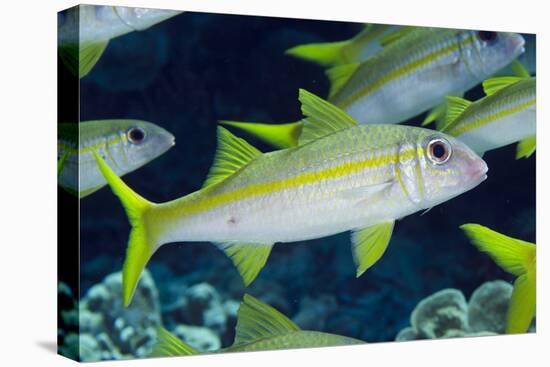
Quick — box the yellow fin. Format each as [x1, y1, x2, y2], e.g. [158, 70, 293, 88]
[219, 120, 302, 149]
[58, 44, 79, 77]
[150, 327, 199, 357]
[460, 224, 535, 277]
[421, 102, 447, 127]
[507, 269, 536, 334]
[79, 41, 109, 78]
[326, 62, 360, 99]
[57, 152, 69, 177]
[285, 40, 351, 67]
[510, 60, 531, 78]
[516, 136, 536, 159]
[482, 76, 523, 96]
[233, 294, 300, 346]
[378, 26, 416, 46]
[351, 221, 394, 277]
[439, 96, 472, 132]
[217, 242, 273, 287]
[203, 127, 262, 188]
[93, 152, 156, 307]
[298, 89, 357, 145]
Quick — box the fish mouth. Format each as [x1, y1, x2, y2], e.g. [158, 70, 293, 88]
[467, 160, 489, 184]
[509, 34, 526, 56]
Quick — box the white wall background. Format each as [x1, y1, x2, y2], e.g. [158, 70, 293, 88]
[0, 0, 546, 366]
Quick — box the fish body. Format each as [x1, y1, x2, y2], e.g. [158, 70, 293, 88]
[442, 77, 535, 157]
[151, 294, 364, 357]
[330, 28, 525, 125]
[58, 120, 174, 198]
[58, 5, 181, 78]
[94, 90, 487, 305]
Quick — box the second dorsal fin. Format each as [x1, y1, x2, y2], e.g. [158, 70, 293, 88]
[297, 89, 358, 145]
[203, 127, 262, 188]
[233, 294, 300, 346]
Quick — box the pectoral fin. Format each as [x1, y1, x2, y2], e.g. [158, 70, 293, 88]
[351, 221, 395, 277]
[326, 63, 360, 99]
[216, 242, 274, 286]
[79, 41, 109, 78]
[439, 96, 472, 132]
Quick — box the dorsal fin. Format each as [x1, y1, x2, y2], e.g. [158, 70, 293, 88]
[378, 26, 416, 46]
[203, 127, 262, 188]
[298, 89, 357, 145]
[440, 96, 472, 132]
[482, 76, 523, 96]
[233, 294, 300, 346]
[326, 62, 360, 99]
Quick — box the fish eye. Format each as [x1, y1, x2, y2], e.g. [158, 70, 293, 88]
[426, 137, 452, 165]
[127, 127, 146, 144]
[477, 31, 498, 44]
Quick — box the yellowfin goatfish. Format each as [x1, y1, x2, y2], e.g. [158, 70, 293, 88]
[58, 120, 175, 198]
[151, 294, 364, 357]
[58, 5, 181, 78]
[460, 224, 535, 334]
[94, 90, 488, 306]
[440, 66, 535, 159]
[286, 24, 414, 67]
[222, 28, 525, 149]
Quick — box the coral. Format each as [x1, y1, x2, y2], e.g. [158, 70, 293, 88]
[292, 294, 337, 330]
[172, 325, 221, 352]
[395, 280, 534, 341]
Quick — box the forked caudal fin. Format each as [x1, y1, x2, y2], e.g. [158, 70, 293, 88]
[285, 39, 352, 67]
[219, 120, 303, 149]
[460, 224, 536, 334]
[93, 152, 158, 307]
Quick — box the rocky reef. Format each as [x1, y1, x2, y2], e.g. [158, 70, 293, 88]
[395, 280, 535, 341]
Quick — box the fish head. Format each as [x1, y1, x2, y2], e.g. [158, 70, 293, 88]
[117, 120, 175, 170]
[464, 30, 525, 77]
[412, 130, 488, 208]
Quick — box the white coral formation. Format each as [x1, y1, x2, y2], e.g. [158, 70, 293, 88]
[395, 280, 535, 341]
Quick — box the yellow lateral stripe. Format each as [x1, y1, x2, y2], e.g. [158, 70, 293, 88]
[337, 35, 475, 108]
[450, 99, 535, 136]
[171, 148, 418, 217]
[58, 134, 126, 155]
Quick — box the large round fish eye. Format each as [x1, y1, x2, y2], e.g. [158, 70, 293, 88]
[426, 137, 452, 165]
[477, 31, 498, 44]
[127, 127, 146, 144]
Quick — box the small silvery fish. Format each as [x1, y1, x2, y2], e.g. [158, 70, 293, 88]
[151, 294, 364, 356]
[58, 119, 175, 198]
[285, 24, 413, 67]
[222, 28, 525, 149]
[460, 224, 535, 334]
[94, 90, 487, 306]
[440, 72, 535, 159]
[58, 5, 181, 78]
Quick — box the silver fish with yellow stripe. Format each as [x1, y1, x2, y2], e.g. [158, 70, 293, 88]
[222, 28, 525, 149]
[94, 90, 488, 306]
[440, 72, 536, 159]
[58, 5, 181, 78]
[58, 119, 175, 198]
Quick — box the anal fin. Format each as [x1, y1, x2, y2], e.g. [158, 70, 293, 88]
[217, 242, 274, 286]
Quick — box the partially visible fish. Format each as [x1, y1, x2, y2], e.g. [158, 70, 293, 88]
[58, 5, 181, 78]
[222, 28, 525, 149]
[151, 294, 364, 357]
[58, 119, 175, 198]
[460, 224, 536, 334]
[285, 24, 413, 67]
[441, 73, 535, 159]
[93, 90, 487, 306]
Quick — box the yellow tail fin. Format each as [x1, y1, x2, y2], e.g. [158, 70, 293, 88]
[219, 120, 302, 149]
[285, 40, 351, 67]
[93, 152, 158, 307]
[460, 224, 536, 333]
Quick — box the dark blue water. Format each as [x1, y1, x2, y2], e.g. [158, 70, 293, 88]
[78, 12, 536, 343]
